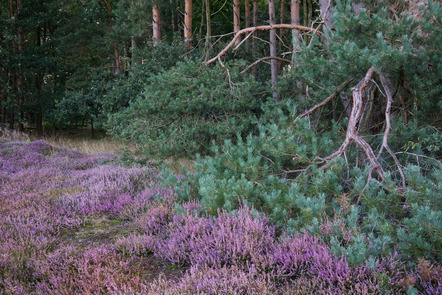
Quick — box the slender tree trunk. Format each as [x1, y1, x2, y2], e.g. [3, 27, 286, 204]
[6, 0, 14, 127]
[279, 0, 285, 43]
[90, 118, 95, 137]
[204, 0, 212, 59]
[319, 0, 333, 29]
[252, 0, 259, 77]
[291, 0, 300, 48]
[302, 0, 308, 43]
[308, 0, 312, 26]
[103, 0, 121, 74]
[35, 27, 43, 136]
[233, 0, 241, 46]
[268, 0, 280, 101]
[152, 0, 161, 44]
[17, 0, 24, 132]
[184, 0, 192, 48]
[245, 0, 251, 47]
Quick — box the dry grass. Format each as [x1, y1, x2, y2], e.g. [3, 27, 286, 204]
[44, 136, 130, 155]
[1, 127, 195, 172]
[0, 126, 30, 142]
[158, 157, 196, 174]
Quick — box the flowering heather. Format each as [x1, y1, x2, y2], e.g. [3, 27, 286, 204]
[0, 139, 440, 294]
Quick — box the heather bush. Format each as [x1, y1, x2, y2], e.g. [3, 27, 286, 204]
[164, 101, 442, 266]
[2, 139, 440, 294]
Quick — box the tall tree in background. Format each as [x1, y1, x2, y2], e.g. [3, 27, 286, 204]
[268, 0, 279, 101]
[252, 0, 259, 77]
[103, 0, 122, 74]
[152, 0, 161, 43]
[291, 0, 300, 56]
[184, 0, 192, 48]
[17, 0, 24, 131]
[204, 0, 211, 58]
[280, 0, 285, 44]
[245, 0, 250, 47]
[233, 0, 241, 45]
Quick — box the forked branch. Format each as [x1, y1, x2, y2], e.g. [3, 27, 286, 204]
[316, 67, 385, 180]
[207, 24, 318, 65]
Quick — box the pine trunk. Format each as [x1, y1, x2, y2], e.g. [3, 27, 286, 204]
[233, 0, 241, 46]
[245, 0, 250, 46]
[291, 0, 300, 52]
[103, 0, 122, 74]
[184, 0, 192, 48]
[279, 0, 285, 43]
[17, 0, 24, 131]
[152, 1, 161, 44]
[252, 0, 258, 77]
[268, 0, 280, 101]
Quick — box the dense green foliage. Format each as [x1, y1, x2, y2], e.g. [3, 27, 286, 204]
[108, 59, 260, 157]
[1, 0, 441, 287]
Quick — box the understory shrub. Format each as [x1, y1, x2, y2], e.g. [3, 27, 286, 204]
[163, 101, 441, 267]
[108, 59, 261, 158]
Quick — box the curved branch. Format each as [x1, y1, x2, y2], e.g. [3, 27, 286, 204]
[240, 56, 291, 74]
[293, 79, 353, 124]
[319, 67, 385, 180]
[207, 24, 319, 65]
[378, 74, 406, 187]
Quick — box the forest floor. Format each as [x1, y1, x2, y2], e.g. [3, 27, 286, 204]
[1, 131, 439, 294]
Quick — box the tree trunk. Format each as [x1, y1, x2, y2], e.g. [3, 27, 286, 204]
[17, 0, 24, 132]
[291, 0, 300, 49]
[204, 0, 212, 59]
[279, 0, 285, 44]
[152, 0, 161, 44]
[268, 0, 280, 101]
[233, 0, 241, 46]
[252, 0, 258, 77]
[184, 0, 192, 48]
[35, 27, 43, 136]
[302, 0, 308, 43]
[319, 0, 333, 29]
[103, 0, 121, 74]
[245, 0, 251, 47]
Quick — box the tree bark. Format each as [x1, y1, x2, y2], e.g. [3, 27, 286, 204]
[252, 0, 259, 77]
[279, 0, 285, 43]
[233, 0, 241, 46]
[103, 0, 122, 74]
[207, 24, 317, 65]
[17, 0, 24, 131]
[291, 0, 300, 53]
[245, 0, 251, 47]
[152, 0, 161, 44]
[302, 0, 308, 43]
[184, 0, 192, 48]
[319, 0, 333, 29]
[268, 0, 280, 101]
[203, 0, 212, 60]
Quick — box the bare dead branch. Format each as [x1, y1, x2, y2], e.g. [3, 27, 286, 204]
[378, 74, 406, 187]
[293, 78, 353, 124]
[318, 67, 385, 180]
[207, 24, 319, 65]
[240, 57, 291, 74]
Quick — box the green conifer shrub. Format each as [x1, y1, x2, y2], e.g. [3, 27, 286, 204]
[108, 59, 260, 158]
[164, 101, 441, 265]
